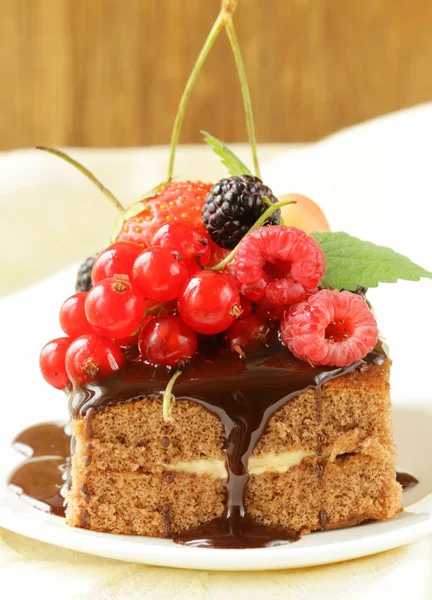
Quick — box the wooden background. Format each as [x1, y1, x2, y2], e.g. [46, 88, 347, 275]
[1, 0, 432, 150]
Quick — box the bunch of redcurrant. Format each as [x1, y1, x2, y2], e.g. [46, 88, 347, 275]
[40, 221, 243, 389]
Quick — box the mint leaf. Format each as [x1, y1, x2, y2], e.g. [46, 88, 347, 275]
[311, 231, 432, 289]
[109, 180, 169, 242]
[201, 130, 252, 177]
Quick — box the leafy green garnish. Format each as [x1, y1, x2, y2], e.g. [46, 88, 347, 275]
[201, 130, 252, 177]
[311, 231, 432, 290]
[110, 180, 169, 242]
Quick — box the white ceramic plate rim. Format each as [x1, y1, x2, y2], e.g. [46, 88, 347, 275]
[0, 487, 432, 571]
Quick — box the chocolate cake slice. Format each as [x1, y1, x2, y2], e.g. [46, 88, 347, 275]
[65, 338, 401, 546]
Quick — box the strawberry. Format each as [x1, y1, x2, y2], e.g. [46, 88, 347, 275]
[116, 181, 213, 247]
[115, 180, 229, 266]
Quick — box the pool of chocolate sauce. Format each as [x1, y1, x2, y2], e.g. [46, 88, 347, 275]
[8, 336, 413, 548]
[8, 422, 70, 517]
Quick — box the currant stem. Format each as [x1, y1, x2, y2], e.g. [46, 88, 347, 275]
[167, 14, 225, 180]
[162, 369, 182, 421]
[224, 15, 261, 180]
[37, 146, 125, 213]
[208, 199, 296, 271]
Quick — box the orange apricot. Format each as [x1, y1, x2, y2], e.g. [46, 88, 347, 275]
[279, 193, 330, 233]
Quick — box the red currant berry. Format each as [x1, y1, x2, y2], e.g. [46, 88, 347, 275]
[133, 246, 188, 302]
[225, 315, 270, 357]
[138, 315, 198, 366]
[254, 296, 289, 323]
[40, 337, 72, 389]
[59, 292, 94, 338]
[115, 315, 154, 347]
[65, 333, 126, 385]
[85, 277, 147, 339]
[92, 242, 142, 284]
[152, 222, 210, 273]
[239, 294, 253, 318]
[177, 271, 241, 335]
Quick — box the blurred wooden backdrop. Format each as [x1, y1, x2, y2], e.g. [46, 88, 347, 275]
[1, 0, 431, 150]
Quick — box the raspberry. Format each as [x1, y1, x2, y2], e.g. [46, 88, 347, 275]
[232, 225, 325, 305]
[280, 289, 378, 367]
[202, 175, 280, 249]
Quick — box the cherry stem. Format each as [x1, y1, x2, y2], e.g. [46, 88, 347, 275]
[224, 14, 261, 179]
[167, 14, 225, 180]
[37, 146, 125, 213]
[208, 199, 296, 271]
[163, 369, 182, 421]
[221, 0, 238, 14]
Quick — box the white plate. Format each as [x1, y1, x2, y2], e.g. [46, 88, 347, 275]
[1, 106, 432, 570]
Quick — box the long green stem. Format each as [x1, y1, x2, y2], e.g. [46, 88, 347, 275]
[167, 14, 225, 180]
[209, 199, 296, 271]
[162, 369, 182, 421]
[224, 15, 261, 179]
[37, 146, 124, 213]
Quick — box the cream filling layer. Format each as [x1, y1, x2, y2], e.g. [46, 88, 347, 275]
[160, 458, 228, 479]
[248, 450, 317, 475]
[159, 450, 320, 479]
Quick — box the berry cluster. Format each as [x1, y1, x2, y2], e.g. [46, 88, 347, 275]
[40, 212, 243, 389]
[41, 175, 379, 391]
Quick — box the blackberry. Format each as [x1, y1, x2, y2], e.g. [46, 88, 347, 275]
[75, 252, 98, 292]
[202, 175, 280, 249]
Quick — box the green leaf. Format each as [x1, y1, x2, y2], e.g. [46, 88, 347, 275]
[136, 179, 170, 204]
[311, 231, 432, 290]
[201, 130, 252, 177]
[109, 180, 169, 242]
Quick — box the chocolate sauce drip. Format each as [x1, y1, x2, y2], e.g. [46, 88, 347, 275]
[86, 408, 95, 438]
[8, 422, 69, 517]
[396, 471, 419, 491]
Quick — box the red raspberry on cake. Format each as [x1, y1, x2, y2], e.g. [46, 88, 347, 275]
[232, 225, 325, 306]
[280, 289, 379, 367]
